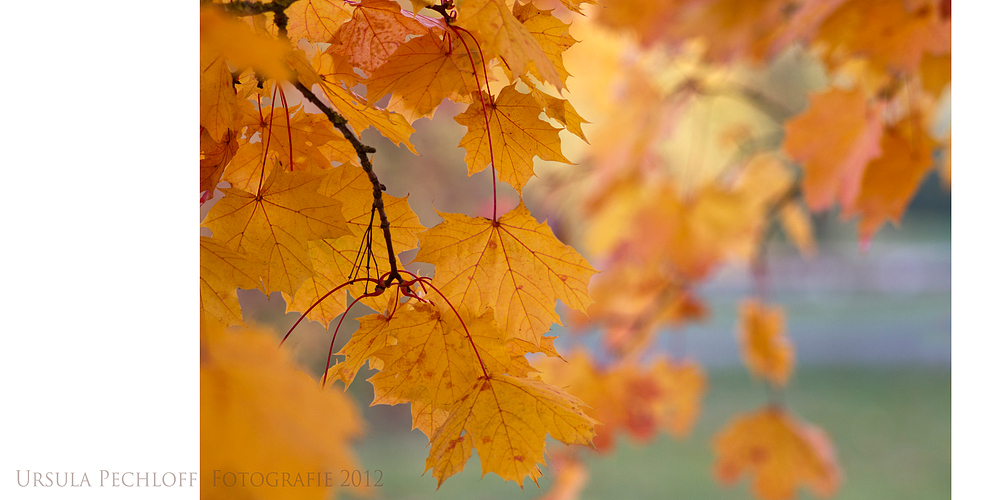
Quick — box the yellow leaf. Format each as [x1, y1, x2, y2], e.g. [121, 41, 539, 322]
[201, 6, 292, 81]
[329, 0, 434, 73]
[454, 84, 572, 193]
[536, 351, 706, 452]
[455, 0, 564, 89]
[426, 374, 597, 487]
[200, 236, 264, 326]
[286, 0, 354, 44]
[527, 82, 590, 144]
[200, 46, 238, 142]
[234, 106, 355, 182]
[415, 203, 596, 346]
[365, 304, 509, 437]
[845, 120, 935, 243]
[319, 81, 418, 153]
[714, 407, 840, 500]
[629, 184, 761, 280]
[200, 128, 239, 198]
[784, 87, 884, 212]
[738, 300, 794, 387]
[365, 31, 483, 122]
[202, 164, 350, 295]
[201, 325, 362, 500]
[512, 2, 578, 86]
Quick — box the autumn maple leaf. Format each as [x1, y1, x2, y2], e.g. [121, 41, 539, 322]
[201, 323, 362, 500]
[365, 29, 483, 122]
[738, 300, 794, 386]
[454, 0, 563, 89]
[328, 0, 436, 73]
[202, 163, 350, 296]
[714, 406, 841, 500]
[285, 0, 354, 44]
[200, 236, 264, 326]
[425, 374, 597, 487]
[536, 351, 706, 452]
[358, 304, 510, 437]
[783, 87, 884, 212]
[455, 84, 572, 193]
[414, 203, 596, 346]
[845, 120, 935, 243]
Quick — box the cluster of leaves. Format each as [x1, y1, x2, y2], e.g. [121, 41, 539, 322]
[200, 0, 605, 496]
[532, 0, 949, 499]
[199, 0, 950, 499]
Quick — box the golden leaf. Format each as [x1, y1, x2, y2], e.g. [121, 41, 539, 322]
[454, 84, 572, 193]
[414, 203, 596, 346]
[426, 374, 597, 487]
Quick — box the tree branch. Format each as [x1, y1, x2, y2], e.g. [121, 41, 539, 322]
[209, 0, 405, 287]
[291, 80, 405, 287]
[212, 0, 300, 17]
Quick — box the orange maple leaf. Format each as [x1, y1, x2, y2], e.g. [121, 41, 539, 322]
[200, 45, 239, 143]
[202, 163, 350, 296]
[813, 0, 950, 74]
[661, 0, 792, 63]
[425, 373, 597, 487]
[783, 87, 884, 212]
[714, 407, 841, 500]
[536, 351, 706, 452]
[363, 305, 510, 437]
[365, 30, 483, 121]
[318, 80, 418, 153]
[200, 237, 264, 326]
[738, 300, 794, 387]
[228, 106, 356, 188]
[201, 5, 292, 81]
[455, 84, 572, 193]
[526, 80, 590, 144]
[414, 203, 596, 346]
[512, 2, 577, 85]
[201, 324, 362, 500]
[627, 184, 761, 280]
[200, 128, 239, 199]
[843, 120, 935, 243]
[328, 0, 436, 73]
[454, 0, 564, 89]
[286, 0, 354, 44]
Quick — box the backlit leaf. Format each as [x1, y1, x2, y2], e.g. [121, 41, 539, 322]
[202, 164, 350, 295]
[783, 87, 884, 211]
[414, 203, 596, 346]
[201, 325, 362, 500]
[455, 0, 564, 89]
[365, 31, 483, 121]
[426, 374, 597, 487]
[737, 300, 794, 387]
[714, 407, 840, 500]
[454, 84, 572, 193]
[329, 0, 434, 73]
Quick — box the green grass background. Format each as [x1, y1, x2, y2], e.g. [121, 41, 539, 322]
[339, 366, 949, 500]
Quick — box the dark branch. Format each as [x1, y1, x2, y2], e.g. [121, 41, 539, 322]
[291, 80, 405, 287]
[213, 0, 300, 17]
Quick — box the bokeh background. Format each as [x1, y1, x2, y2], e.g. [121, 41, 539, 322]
[228, 109, 949, 500]
[206, 2, 951, 498]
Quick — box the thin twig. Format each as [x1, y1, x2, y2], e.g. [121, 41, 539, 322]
[291, 80, 406, 287]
